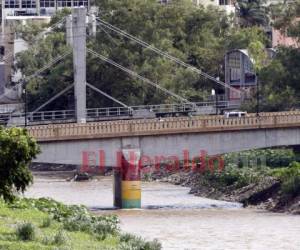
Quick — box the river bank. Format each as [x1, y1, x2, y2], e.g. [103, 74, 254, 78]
[0, 197, 161, 250]
[141, 148, 300, 215]
[151, 171, 299, 214]
[24, 172, 300, 250]
[30, 147, 300, 214]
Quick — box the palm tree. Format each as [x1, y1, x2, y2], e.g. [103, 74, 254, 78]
[235, 0, 269, 27]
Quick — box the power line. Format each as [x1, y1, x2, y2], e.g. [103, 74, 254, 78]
[95, 17, 242, 95]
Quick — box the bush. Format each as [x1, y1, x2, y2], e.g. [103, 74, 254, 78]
[53, 230, 69, 245]
[40, 217, 52, 228]
[201, 163, 268, 189]
[272, 161, 300, 197]
[224, 148, 296, 169]
[41, 230, 69, 246]
[63, 212, 120, 239]
[10, 198, 120, 240]
[16, 222, 36, 241]
[281, 176, 300, 197]
[120, 233, 162, 250]
[0, 127, 40, 201]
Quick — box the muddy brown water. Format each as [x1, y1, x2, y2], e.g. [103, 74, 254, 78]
[25, 172, 300, 250]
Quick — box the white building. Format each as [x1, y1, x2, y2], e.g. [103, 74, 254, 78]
[159, 0, 236, 15]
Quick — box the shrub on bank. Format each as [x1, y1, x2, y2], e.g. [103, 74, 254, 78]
[16, 222, 36, 241]
[6, 198, 162, 249]
[201, 163, 270, 189]
[120, 233, 162, 250]
[224, 148, 296, 169]
[40, 217, 52, 228]
[272, 161, 300, 197]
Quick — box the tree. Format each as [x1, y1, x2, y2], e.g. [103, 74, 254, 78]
[0, 127, 40, 202]
[271, 0, 300, 44]
[15, 0, 272, 111]
[15, 1, 235, 110]
[243, 46, 300, 112]
[247, 40, 268, 114]
[235, 0, 269, 27]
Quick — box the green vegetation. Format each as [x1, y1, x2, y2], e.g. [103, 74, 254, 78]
[10, 0, 300, 113]
[224, 148, 297, 168]
[15, 0, 269, 111]
[202, 148, 298, 190]
[272, 161, 300, 198]
[242, 0, 300, 112]
[236, 0, 269, 27]
[16, 223, 36, 241]
[0, 127, 40, 202]
[0, 198, 161, 249]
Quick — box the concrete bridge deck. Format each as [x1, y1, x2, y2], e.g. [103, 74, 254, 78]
[27, 111, 300, 142]
[27, 111, 300, 166]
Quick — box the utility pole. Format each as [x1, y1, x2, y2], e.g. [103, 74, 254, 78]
[23, 88, 27, 127]
[72, 7, 86, 123]
[66, 15, 73, 46]
[256, 74, 259, 116]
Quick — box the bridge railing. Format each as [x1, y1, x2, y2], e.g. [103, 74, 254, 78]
[28, 110, 76, 122]
[27, 111, 300, 141]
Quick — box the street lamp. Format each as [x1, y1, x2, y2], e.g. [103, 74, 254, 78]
[211, 88, 217, 115]
[23, 88, 27, 127]
[256, 73, 259, 117]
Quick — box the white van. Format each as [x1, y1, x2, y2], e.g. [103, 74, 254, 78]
[224, 111, 247, 118]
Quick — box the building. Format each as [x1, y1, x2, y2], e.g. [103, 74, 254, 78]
[225, 48, 276, 100]
[272, 27, 299, 48]
[0, 0, 90, 107]
[1, 0, 89, 17]
[193, 0, 235, 14]
[158, 0, 236, 14]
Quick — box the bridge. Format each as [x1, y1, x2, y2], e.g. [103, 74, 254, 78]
[28, 111, 300, 166]
[2, 7, 300, 208]
[1, 7, 243, 127]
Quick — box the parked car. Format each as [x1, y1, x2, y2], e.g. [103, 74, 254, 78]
[224, 110, 247, 118]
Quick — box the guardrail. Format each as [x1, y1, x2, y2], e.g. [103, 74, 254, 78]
[1, 101, 229, 125]
[27, 111, 300, 142]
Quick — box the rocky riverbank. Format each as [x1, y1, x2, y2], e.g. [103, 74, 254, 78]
[144, 169, 300, 215]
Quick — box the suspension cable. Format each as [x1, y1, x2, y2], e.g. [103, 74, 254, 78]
[1, 17, 66, 63]
[87, 48, 193, 105]
[95, 17, 242, 95]
[0, 50, 72, 101]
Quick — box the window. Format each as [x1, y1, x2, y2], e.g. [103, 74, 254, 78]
[4, 0, 19, 8]
[21, 0, 36, 8]
[228, 52, 240, 68]
[40, 0, 55, 7]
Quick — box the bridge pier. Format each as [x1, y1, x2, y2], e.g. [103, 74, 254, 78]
[114, 148, 141, 209]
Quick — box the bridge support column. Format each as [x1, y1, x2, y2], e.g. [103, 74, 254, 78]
[113, 148, 141, 209]
[72, 7, 87, 123]
[66, 15, 73, 46]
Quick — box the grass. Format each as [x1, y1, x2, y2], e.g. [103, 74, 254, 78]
[0, 203, 117, 249]
[272, 161, 300, 198]
[0, 198, 161, 250]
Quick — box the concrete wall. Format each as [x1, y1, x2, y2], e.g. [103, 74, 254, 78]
[35, 127, 300, 166]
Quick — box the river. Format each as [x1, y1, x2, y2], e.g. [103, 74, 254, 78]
[25, 172, 300, 250]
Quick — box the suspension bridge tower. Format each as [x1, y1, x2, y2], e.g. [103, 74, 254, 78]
[72, 7, 87, 123]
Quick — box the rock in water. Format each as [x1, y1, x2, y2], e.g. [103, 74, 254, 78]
[74, 172, 90, 181]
